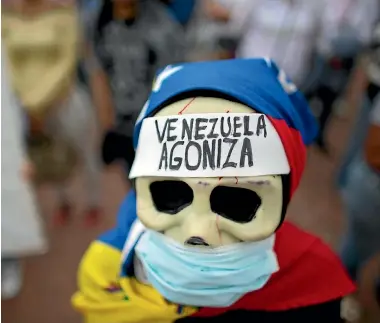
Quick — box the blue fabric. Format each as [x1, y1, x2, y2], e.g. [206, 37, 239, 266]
[98, 190, 137, 251]
[133, 58, 318, 149]
[167, 0, 196, 26]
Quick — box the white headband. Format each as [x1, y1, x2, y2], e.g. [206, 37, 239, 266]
[129, 113, 290, 179]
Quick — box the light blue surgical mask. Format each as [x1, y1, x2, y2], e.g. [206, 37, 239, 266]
[135, 230, 279, 308]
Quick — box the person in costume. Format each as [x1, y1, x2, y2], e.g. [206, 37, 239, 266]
[72, 58, 355, 322]
[308, 0, 379, 153]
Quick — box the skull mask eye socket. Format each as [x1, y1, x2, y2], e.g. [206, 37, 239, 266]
[150, 180, 194, 214]
[210, 186, 261, 223]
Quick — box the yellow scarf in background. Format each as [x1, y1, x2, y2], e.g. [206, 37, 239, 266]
[2, 6, 79, 117]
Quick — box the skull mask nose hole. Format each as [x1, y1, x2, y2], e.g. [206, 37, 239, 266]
[185, 236, 210, 246]
[210, 186, 261, 223]
[150, 180, 193, 214]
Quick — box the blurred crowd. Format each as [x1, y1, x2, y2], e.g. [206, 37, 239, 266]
[1, 0, 380, 320]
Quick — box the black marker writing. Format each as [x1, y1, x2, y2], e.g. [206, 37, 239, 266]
[202, 139, 216, 170]
[240, 137, 253, 167]
[158, 142, 168, 169]
[185, 141, 202, 171]
[155, 115, 269, 172]
[207, 118, 218, 139]
[233, 116, 242, 137]
[194, 118, 208, 140]
[243, 116, 253, 136]
[167, 118, 178, 141]
[158, 137, 254, 172]
[220, 116, 232, 137]
[217, 138, 222, 168]
[156, 115, 264, 143]
[155, 119, 168, 143]
[169, 140, 184, 170]
[222, 138, 238, 168]
[256, 115, 267, 137]
[181, 118, 193, 140]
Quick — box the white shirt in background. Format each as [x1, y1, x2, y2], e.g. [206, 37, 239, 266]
[190, 0, 378, 85]
[187, 0, 248, 59]
[1, 50, 47, 258]
[233, 0, 378, 85]
[235, 0, 325, 86]
[319, 0, 379, 55]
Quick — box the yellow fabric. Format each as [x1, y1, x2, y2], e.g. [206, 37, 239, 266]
[2, 7, 79, 116]
[72, 241, 197, 323]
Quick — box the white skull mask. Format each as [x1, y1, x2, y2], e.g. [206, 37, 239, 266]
[135, 97, 288, 246]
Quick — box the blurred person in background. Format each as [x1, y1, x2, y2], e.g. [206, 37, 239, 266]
[338, 93, 380, 322]
[338, 20, 380, 277]
[335, 18, 380, 322]
[308, 0, 379, 153]
[233, 0, 327, 88]
[336, 19, 380, 190]
[1, 49, 47, 300]
[186, 0, 247, 61]
[2, 0, 101, 226]
[85, 0, 185, 180]
[190, 0, 337, 89]
[77, 0, 101, 86]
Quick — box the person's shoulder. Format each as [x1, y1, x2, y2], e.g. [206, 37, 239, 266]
[275, 222, 353, 276]
[221, 223, 355, 313]
[272, 222, 356, 304]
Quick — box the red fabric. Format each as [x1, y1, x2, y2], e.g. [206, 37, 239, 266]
[267, 117, 306, 197]
[192, 222, 356, 317]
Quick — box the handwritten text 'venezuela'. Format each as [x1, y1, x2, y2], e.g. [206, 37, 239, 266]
[155, 115, 268, 171]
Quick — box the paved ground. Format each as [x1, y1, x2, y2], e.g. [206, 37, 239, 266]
[1, 109, 360, 323]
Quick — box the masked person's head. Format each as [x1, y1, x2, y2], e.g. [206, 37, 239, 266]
[130, 60, 317, 247]
[129, 59, 318, 307]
